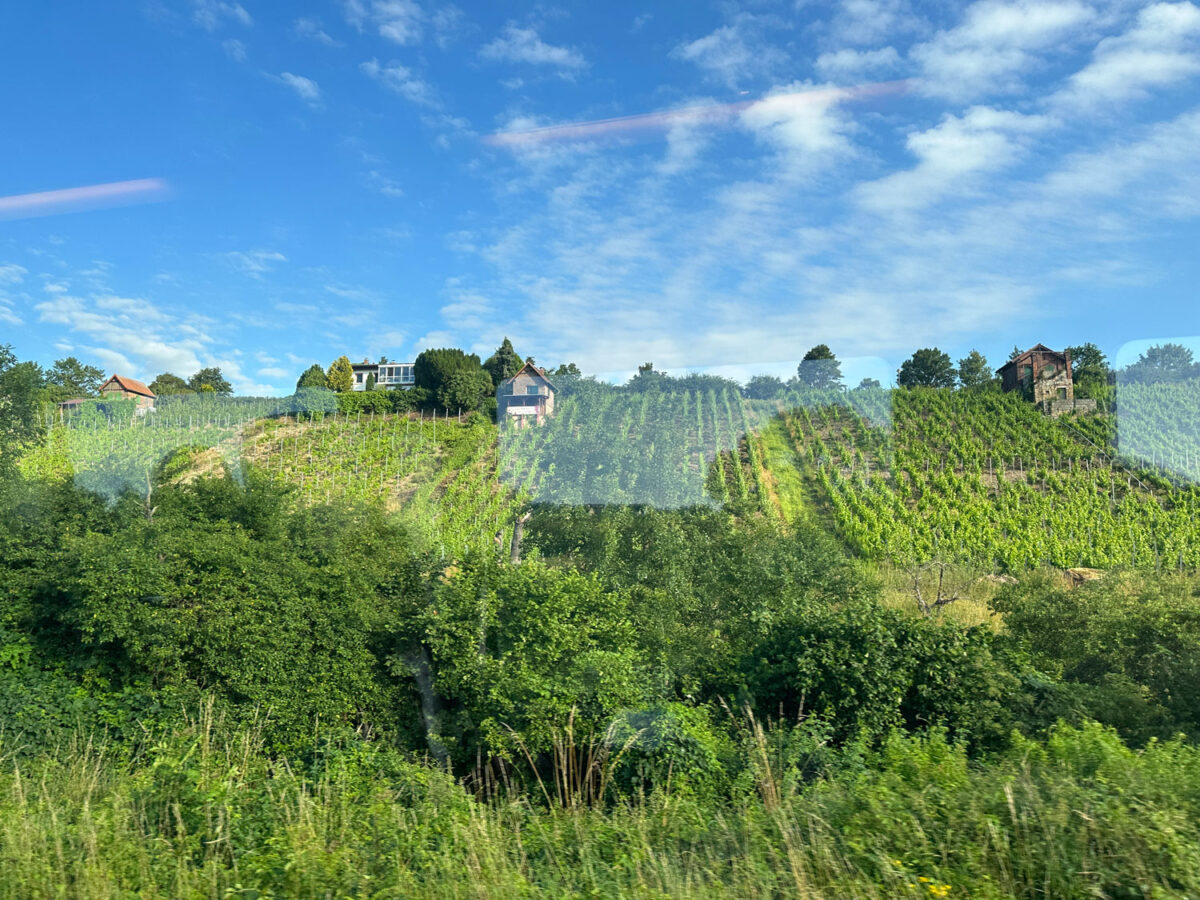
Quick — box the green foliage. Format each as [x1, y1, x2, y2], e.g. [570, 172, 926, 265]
[0, 345, 44, 475]
[294, 363, 328, 392]
[336, 388, 393, 415]
[149, 372, 192, 395]
[415, 348, 488, 410]
[992, 572, 1200, 743]
[326, 355, 354, 393]
[955, 349, 993, 390]
[438, 368, 492, 413]
[1122, 342, 1200, 384]
[65, 475, 417, 747]
[742, 601, 1037, 750]
[608, 702, 734, 798]
[186, 367, 232, 395]
[482, 337, 523, 387]
[44, 356, 104, 402]
[797, 344, 842, 390]
[744, 374, 785, 399]
[783, 387, 1200, 570]
[897, 348, 956, 388]
[395, 557, 647, 764]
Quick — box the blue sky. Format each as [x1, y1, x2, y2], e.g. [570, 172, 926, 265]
[1, 0, 1199, 394]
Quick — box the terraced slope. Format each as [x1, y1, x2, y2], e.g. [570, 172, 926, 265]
[768, 389, 1200, 571]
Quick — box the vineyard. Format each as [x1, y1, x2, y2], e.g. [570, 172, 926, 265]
[18, 378, 1200, 573]
[22, 400, 519, 557]
[498, 382, 810, 514]
[778, 387, 1200, 571]
[1114, 376, 1200, 483]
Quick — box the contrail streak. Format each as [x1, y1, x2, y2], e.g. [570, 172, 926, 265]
[0, 178, 170, 220]
[485, 81, 908, 148]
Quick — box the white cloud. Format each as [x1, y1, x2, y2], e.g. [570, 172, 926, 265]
[344, 0, 423, 45]
[278, 72, 322, 107]
[672, 22, 785, 87]
[480, 25, 586, 70]
[360, 58, 436, 106]
[224, 250, 287, 278]
[366, 170, 405, 197]
[856, 106, 1052, 212]
[911, 0, 1094, 100]
[814, 46, 903, 80]
[294, 17, 341, 46]
[258, 366, 289, 378]
[740, 84, 856, 165]
[222, 39, 246, 61]
[36, 294, 205, 378]
[1057, 2, 1200, 107]
[192, 0, 252, 31]
[0, 263, 27, 284]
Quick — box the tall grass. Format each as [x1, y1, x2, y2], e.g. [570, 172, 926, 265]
[2, 707, 1199, 898]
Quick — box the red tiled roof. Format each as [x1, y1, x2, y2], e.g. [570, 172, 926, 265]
[100, 374, 156, 398]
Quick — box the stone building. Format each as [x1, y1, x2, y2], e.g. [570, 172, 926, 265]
[997, 345, 1096, 416]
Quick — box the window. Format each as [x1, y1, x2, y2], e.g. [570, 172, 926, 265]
[526, 385, 541, 395]
[355, 372, 363, 383]
[1057, 387, 1067, 400]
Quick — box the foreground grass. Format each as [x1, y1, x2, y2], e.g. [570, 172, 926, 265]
[2, 717, 1199, 899]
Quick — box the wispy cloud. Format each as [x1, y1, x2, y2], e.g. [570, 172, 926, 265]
[224, 250, 286, 278]
[911, 0, 1093, 100]
[222, 38, 246, 61]
[856, 106, 1052, 212]
[192, 0, 252, 31]
[0, 263, 27, 284]
[672, 20, 787, 88]
[480, 25, 586, 70]
[1056, 2, 1200, 108]
[344, 0, 423, 45]
[293, 16, 342, 46]
[360, 58, 436, 105]
[277, 72, 323, 107]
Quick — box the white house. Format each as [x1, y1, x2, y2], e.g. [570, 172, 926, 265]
[351, 359, 415, 391]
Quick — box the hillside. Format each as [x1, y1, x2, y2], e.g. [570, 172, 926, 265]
[24, 383, 1200, 572]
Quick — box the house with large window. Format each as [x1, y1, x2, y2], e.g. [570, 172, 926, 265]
[350, 359, 415, 391]
[498, 362, 556, 427]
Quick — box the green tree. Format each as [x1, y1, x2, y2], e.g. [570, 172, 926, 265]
[897, 348, 956, 389]
[551, 362, 581, 377]
[1065, 342, 1110, 399]
[1122, 343, 1198, 384]
[326, 356, 355, 393]
[187, 367, 233, 395]
[956, 349, 993, 391]
[365, 372, 377, 391]
[744, 375, 785, 399]
[437, 369, 491, 412]
[482, 338, 523, 387]
[149, 373, 192, 396]
[855, 378, 882, 390]
[415, 350, 484, 410]
[45, 357, 104, 402]
[0, 345, 45, 474]
[1009, 345, 1024, 361]
[797, 345, 842, 390]
[295, 364, 329, 391]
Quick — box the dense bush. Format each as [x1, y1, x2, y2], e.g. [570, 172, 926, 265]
[993, 571, 1200, 743]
